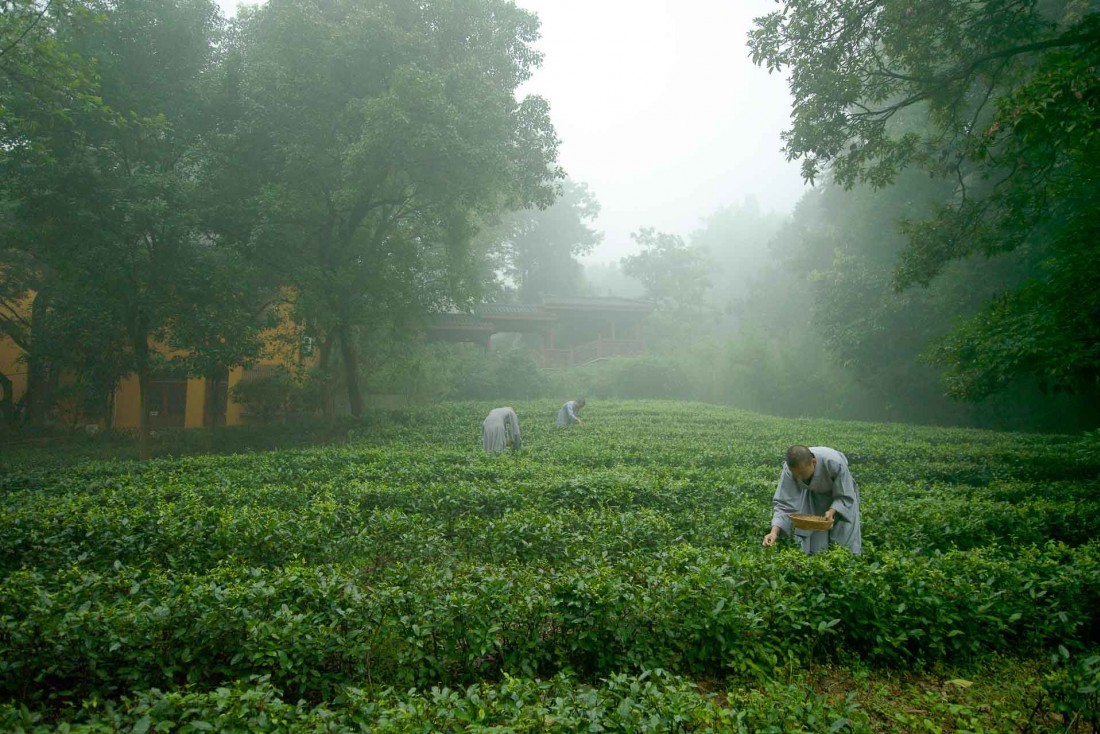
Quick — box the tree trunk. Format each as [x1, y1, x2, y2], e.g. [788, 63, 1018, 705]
[137, 363, 151, 460]
[338, 321, 363, 418]
[207, 375, 217, 435]
[318, 334, 335, 426]
[205, 368, 221, 435]
[133, 329, 152, 460]
[0, 370, 15, 427]
[24, 289, 51, 427]
[105, 383, 116, 431]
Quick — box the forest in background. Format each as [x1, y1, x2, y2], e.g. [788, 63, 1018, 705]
[2, 0, 1098, 440]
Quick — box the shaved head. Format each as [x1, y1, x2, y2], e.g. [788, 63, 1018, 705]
[785, 445, 814, 468]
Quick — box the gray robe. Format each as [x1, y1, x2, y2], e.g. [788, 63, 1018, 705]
[556, 401, 581, 426]
[483, 407, 522, 453]
[771, 446, 862, 555]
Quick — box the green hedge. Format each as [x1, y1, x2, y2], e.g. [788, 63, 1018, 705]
[3, 400, 1099, 729]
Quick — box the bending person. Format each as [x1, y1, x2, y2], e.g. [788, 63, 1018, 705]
[762, 444, 861, 555]
[556, 398, 586, 426]
[482, 406, 522, 454]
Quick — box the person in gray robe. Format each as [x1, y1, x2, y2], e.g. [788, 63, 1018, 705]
[762, 444, 862, 555]
[482, 407, 522, 454]
[556, 398, 586, 426]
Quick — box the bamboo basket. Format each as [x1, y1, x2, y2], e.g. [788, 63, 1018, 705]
[788, 513, 834, 531]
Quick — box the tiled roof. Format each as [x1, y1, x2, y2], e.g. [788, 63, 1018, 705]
[427, 312, 493, 328]
[542, 296, 654, 311]
[476, 303, 550, 318]
[429, 297, 654, 331]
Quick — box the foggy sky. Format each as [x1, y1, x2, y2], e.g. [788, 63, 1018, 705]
[514, 0, 807, 263]
[217, 0, 808, 264]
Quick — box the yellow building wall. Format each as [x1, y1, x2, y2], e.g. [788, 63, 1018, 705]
[112, 375, 219, 429]
[0, 335, 28, 405]
[222, 294, 315, 427]
[0, 330, 88, 428]
[113, 375, 142, 429]
[0, 290, 34, 406]
[184, 378, 205, 429]
[2, 289, 314, 430]
[226, 367, 246, 426]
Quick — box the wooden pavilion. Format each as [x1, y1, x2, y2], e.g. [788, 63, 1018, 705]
[426, 296, 654, 368]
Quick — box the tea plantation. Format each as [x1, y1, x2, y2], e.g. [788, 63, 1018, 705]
[2, 401, 1098, 732]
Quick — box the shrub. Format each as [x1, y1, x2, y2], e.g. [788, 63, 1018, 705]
[229, 369, 309, 423]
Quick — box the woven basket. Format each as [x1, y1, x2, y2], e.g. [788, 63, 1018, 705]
[789, 513, 834, 531]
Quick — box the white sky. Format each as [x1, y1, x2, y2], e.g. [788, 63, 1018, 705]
[515, 0, 807, 263]
[218, 0, 808, 264]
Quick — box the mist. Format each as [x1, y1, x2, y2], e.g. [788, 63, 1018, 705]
[2, 0, 1097, 448]
[4, 2, 1100, 729]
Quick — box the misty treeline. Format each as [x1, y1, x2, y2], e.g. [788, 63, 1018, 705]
[0, 0, 566, 452]
[577, 0, 1100, 431]
[2, 0, 1097, 441]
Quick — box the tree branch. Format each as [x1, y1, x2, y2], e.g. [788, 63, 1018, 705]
[0, 0, 52, 60]
[870, 28, 1100, 88]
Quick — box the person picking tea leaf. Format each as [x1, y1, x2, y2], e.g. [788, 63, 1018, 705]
[556, 398, 586, 426]
[762, 445, 862, 555]
[483, 407, 523, 454]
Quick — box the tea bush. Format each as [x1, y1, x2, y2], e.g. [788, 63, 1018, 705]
[2, 400, 1098, 730]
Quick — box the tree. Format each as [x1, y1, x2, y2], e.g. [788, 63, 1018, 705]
[1, 0, 104, 427]
[750, 0, 1100, 402]
[766, 175, 1020, 424]
[621, 228, 715, 350]
[224, 0, 560, 418]
[497, 179, 602, 300]
[163, 248, 274, 431]
[689, 195, 785, 323]
[0, 0, 99, 123]
[2, 0, 234, 456]
[621, 228, 712, 310]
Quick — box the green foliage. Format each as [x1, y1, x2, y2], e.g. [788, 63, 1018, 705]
[1076, 429, 1100, 466]
[220, 0, 562, 416]
[748, 0, 1077, 188]
[621, 228, 713, 313]
[450, 349, 549, 401]
[0, 0, 263, 454]
[494, 178, 602, 300]
[367, 343, 550, 402]
[229, 369, 313, 424]
[0, 669, 880, 733]
[1, 0, 564, 437]
[0, 0, 102, 132]
[2, 401, 1100, 732]
[1043, 649, 1100, 730]
[750, 0, 1100, 401]
[554, 355, 696, 401]
[927, 229, 1100, 401]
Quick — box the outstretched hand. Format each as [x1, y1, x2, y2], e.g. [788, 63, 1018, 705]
[762, 531, 778, 547]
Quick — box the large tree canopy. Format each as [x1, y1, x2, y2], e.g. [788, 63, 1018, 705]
[497, 179, 602, 301]
[1, 0, 241, 453]
[0, 0, 562, 441]
[223, 0, 561, 416]
[750, 0, 1100, 400]
[621, 228, 712, 312]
